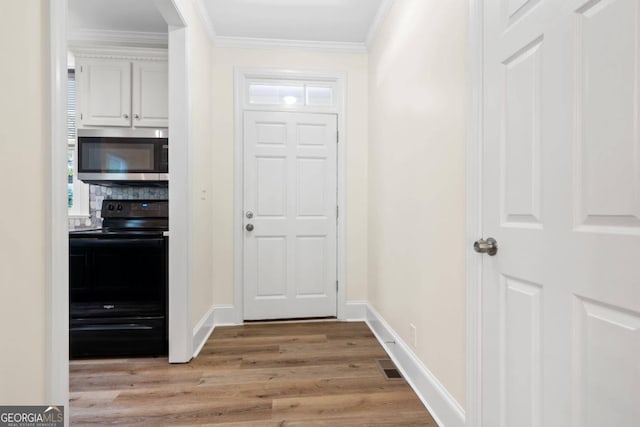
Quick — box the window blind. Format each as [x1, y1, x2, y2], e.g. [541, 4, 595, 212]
[67, 69, 76, 141]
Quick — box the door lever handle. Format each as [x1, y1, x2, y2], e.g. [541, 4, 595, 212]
[474, 237, 498, 256]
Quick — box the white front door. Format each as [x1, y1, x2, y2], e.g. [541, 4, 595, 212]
[481, 1, 640, 426]
[243, 111, 338, 320]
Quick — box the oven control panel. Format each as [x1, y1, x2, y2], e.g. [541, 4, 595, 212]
[101, 200, 169, 218]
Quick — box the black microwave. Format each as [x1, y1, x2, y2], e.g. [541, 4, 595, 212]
[77, 128, 168, 186]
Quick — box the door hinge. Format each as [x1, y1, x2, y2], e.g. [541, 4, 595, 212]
[80, 65, 83, 73]
[336, 205, 339, 219]
[336, 280, 339, 291]
[80, 113, 83, 120]
[336, 130, 339, 143]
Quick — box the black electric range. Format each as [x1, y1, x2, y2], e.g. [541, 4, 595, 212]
[69, 199, 168, 358]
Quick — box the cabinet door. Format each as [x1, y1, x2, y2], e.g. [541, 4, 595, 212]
[77, 59, 131, 127]
[132, 61, 168, 128]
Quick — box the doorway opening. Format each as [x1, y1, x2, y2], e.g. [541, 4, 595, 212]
[48, 0, 191, 409]
[234, 69, 348, 322]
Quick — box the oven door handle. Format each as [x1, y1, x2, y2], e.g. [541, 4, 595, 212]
[70, 238, 165, 249]
[70, 323, 154, 332]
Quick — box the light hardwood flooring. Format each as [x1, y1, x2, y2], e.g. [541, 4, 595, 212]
[70, 321, 437, 426]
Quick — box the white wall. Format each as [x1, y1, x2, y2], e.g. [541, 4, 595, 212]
[210, 47, 369, 306]
[368, 0, 467, 405]
[0, 0, 48, 403]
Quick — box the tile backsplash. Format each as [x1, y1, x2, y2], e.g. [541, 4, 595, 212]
[68, 185, 168, 230]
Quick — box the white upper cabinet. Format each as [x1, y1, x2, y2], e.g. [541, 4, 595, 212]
[76, 56, 168, 128]
[77, 59, 132, 127]
[132, 62, 168, 128]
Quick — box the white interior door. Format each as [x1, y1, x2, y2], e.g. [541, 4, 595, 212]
[481, 1, 640, 426]
[243, 111, 338, 320]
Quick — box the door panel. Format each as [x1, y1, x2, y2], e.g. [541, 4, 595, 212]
[295, 236, 327, 296]
[256, 157, 287, 216]
[501, 37, 543, 228]
[573, 298, 640, 427]
[297, 158, 327, 216]
[482, 0, 640, 426]
[501, 275, 542, 427]
[244, 111, 337, 320]
[255, 121, 287, 144]
[575, 0, 640, 231]
[255, 236, 287, 298]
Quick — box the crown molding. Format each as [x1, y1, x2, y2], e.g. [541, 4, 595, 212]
[69, 45, 168, 61]
[68, 28, 168, 47]
[365, 0, 395, 48]
[214, 36, 367, 53]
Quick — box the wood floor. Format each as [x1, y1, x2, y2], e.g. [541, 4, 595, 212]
[70, 321, 437, 426]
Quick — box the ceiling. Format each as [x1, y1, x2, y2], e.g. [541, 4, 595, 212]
[68, 0, 167, 34]
[68, 0, 391, 49]
[201, 0, 385, 44]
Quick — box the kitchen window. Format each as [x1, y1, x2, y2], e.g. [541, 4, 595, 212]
[68, 68, 89, 218]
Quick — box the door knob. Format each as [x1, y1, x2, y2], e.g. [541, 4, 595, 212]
[474, 237, 498, 256]
[246, 224, 254, 232]
[123, 113, 129, 119]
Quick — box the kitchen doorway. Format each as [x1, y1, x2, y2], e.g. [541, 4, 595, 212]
[48, 0, 192, 409]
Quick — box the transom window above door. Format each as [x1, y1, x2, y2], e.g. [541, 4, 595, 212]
[247, 80, 335, 107]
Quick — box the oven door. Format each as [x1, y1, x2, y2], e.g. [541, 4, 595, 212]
[69, 237, 168, 357]
[70, 237, 166, 306]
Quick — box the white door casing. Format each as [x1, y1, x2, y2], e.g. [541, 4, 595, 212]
[480, 1, 640, 426]
[243, 111, 338, 320]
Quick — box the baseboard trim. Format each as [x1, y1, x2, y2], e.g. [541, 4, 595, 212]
[192, 305, 240, 358]
[192, 306, 215, 358]
[343, 301, 368, 320]
[212, 304, 238, 326]
[365, 304, 466, 427]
